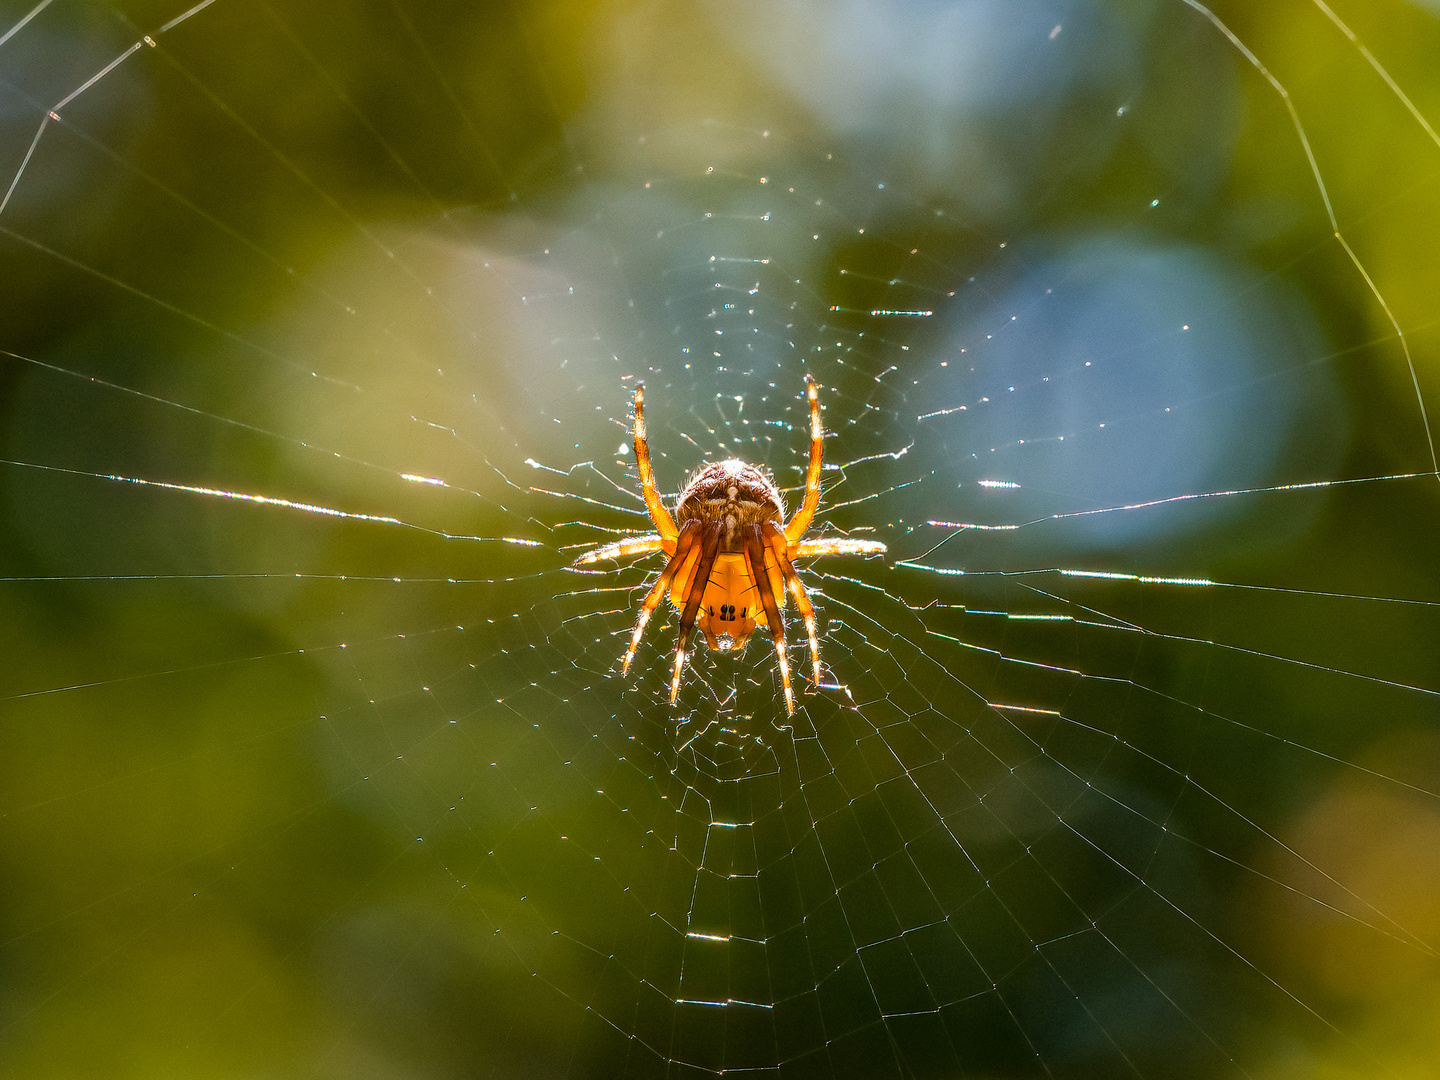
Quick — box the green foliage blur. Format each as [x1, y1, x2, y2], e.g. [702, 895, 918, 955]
[2, 0, 1439, 1077]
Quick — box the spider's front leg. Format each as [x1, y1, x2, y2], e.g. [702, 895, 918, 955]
[632, 384, 679, 549]
[622, 520, 701, 675]
[784, 375, 825, 543]
[574, 533, 666, 566]
[791, 537, 887, 559]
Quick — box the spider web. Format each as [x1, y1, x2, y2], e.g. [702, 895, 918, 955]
[2, 0, 1439, 1076]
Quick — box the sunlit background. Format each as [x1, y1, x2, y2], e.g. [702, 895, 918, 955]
[2, 0, 1440, 1076]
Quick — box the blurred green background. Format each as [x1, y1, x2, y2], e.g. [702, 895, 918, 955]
[2, 0, 1440, 1077]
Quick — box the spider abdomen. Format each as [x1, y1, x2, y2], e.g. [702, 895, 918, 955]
[668, 551, 777, 653]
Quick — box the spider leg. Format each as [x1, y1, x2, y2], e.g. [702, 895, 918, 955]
[791, 536, 887, 559]
[745, 524, 794, 716]
[763, 522, 820, 689]
[573, 533, 665, 567]
[622, 520, 701, 676]
[784, 375, 825, 543]
[632, 384, 679, 548]
[669, 522, 722, 703]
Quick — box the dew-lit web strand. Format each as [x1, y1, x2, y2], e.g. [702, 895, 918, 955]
[226, 13, 617, 379]
[893, 143, 1381, 425]
[569, 412, 879, 707]
[391, 84, 1416, 1080]
[0, 456, 542, 548]
[0, 572, 556, 585]
[0, 0, 513, 390]
[0, 69, 366, 328]
[558, 387, 869, 701]
[1, 349, 548, 528]
[255, 0, 460, 222]
[739, 142, 1421, 517]
[667, 652, 1016, 1050]
[685, 714, 1035, 1071]
[911, 470, 1436, 558]
[0, 213, 357, 388]
[872, 0, 1440, 491]
[581, 300, 898, 523]
[648, 228, 922, 514]
[1094, 601, 1438, 699]
[535, 148, 1411, 1071]
[0, 1, 200, 219]
[0, 644, 305, 704]
[807, 592, 1253, 1071]
[1071, 710, 1440, 958]
[822, 589, 1349, 1045]
[897, 560, 1439, 699]
[380, 642, 802, 1065]
[0, 611, 535, 713]
[5, 14, 840, 1077]
[0, 13, 598, 457]
[894, 568, 1440, 837]
[824, 555, 1386, 978]
[931, 563, 1440, 613]
[686, 149, 1283, 455]
[647, 171, 968, 385]
[1311, 0, 1440, 149]
[1178, 0, 1440, 485]
[528, 479, 647, 519]
[909, 249, 1341, 435]
[0, 0, 52, 52]
[0, 112, 538, 476]
[0, 10, 615, 550]
[383, 0, 513, 197]
[2, 21, 1428, 1077]
[124, 11, 500, 339]
[838, 535, 1440, 886]
[1016, 683, 1440, 959]
[829, 559, 1440, 957]
[524, 455, 648, 510]
[1014, 572, 1440, 956]
[806, 140, 1422, 472]
[0, 219, 413, 399]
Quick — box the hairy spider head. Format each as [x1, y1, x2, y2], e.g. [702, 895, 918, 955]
[675, 458, 785, 552]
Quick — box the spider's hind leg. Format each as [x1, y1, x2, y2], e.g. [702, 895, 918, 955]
[669, 522, 722, 703]
[764, 522, 820, 689]
[745, 524, 794, 716]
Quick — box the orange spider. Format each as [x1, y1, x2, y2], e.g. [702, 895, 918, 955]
[574, 376, 886, 714]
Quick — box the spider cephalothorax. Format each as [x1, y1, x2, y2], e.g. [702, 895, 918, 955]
[675, 458, 785, 548]
[574, 377, 886, 714]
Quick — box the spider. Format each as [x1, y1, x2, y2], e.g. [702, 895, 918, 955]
[574, 376, 886, 714]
